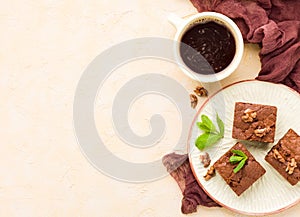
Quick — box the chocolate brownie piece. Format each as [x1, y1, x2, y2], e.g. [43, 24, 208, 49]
[265, 129, 300, 185]
[232, 102, 277, 143]
[214, 142, 266, 196]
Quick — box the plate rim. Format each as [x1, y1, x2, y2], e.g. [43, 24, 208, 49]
[187, 79, 300, 216]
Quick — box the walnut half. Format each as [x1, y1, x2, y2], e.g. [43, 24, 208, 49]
[190, 94, 198, 109]
[286, 158, 297, 175]
[204, 166, 215, 181]
[254, 127, 270, 137]
[273, 149, 285, 163]
[242, 108, 257, 123]
[194, 86, 208, 97]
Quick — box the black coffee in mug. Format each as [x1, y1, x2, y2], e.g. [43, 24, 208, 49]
[180, 21, 236, 75]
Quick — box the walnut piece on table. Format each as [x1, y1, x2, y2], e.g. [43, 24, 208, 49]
[194, 86, 208, 97]
[190, 94, 198, 109]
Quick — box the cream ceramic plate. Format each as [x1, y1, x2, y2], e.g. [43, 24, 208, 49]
[188, 80, 300, 215]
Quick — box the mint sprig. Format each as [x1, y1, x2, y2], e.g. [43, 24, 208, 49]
[195, 114, 225, 151]
[229, 150, 248, 173]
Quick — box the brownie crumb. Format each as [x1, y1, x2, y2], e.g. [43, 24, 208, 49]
[199, 152, 211, 168]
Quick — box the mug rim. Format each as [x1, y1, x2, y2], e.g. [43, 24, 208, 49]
[173, 12, 244, 83]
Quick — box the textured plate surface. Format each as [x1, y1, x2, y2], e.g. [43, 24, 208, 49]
[189, 80, 300, 215]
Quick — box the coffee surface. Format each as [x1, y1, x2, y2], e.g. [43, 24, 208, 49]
[180, 21, 236, 74]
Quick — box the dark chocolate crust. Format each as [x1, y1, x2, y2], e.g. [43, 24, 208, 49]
[232, 102, 277, 143]
[214, 142, 266, 196]
[265, 129, 300, 185]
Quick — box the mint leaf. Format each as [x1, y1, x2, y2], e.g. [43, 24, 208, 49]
[216, 113, 224, 137]
[195, 133, 221, 151]
[195, 133, 209, 150]
[229, 156, 244, 163]
[196, 122, 211, 133]
[230, 149, 248, 173]
[231, 150, 247, 158]
[233, 158, 247, 173]
[201, 115, 217, 133]
[206, 134, 222, 146]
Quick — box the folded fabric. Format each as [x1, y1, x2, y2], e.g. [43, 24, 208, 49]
[162, 153, 220, 214]
[163, 0, 300, 214]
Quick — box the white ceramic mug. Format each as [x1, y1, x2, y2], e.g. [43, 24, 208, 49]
[168, 12, 244, 83]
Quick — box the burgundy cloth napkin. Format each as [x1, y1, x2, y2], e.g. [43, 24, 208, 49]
[162, 153, 220, 214]
[163, 0, 300, 214]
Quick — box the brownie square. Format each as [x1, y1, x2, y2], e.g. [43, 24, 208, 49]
[265, 129, 300, 185]
[232, 102, 277, 143]
[214, 142, 266, 196]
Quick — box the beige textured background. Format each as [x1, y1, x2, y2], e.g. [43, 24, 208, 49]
[1, 0, 299, 216]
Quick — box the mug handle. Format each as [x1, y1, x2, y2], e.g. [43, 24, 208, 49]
[168, 13, 184, 29]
